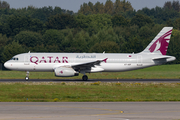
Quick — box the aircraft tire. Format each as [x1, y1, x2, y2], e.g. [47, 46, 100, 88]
[25, 77, 29, 81]
[82, 75, 88, 81]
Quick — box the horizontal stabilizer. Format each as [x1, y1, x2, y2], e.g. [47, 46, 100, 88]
[152, 56, 172, 60]
[152, 56, 176, 62]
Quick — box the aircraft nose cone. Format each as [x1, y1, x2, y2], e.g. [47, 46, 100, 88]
[4, 62, 10, 69]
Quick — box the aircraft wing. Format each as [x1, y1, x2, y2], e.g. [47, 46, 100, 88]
[71, 58, 108, 70]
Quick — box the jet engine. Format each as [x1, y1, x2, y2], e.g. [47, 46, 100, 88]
[54, 67, 79, 77]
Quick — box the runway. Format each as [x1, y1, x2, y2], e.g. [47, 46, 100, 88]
[0, 102, 180, 120]
[0, 79, 180, 82]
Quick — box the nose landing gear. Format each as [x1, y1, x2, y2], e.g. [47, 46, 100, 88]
[25, 71, 29, 81]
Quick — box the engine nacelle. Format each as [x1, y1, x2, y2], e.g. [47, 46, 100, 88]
[54, 67, 79, 77]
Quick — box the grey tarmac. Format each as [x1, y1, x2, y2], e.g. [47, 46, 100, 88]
[0, 102, 180, 120]
[0, 79, 180, 82]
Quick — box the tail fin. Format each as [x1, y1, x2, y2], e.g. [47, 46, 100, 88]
[141, 27, 173, 55]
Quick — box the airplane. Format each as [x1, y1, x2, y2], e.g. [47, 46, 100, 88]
[4, 27, 176, 81]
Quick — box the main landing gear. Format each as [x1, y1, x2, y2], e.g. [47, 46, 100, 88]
[25, 71, 29, 81]
[82, 75, 88, 81]
[81, 71, 88, 81]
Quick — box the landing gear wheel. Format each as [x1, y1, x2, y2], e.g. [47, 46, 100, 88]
[82, 75, 88, 81]
[25, 71, 30, 81]
[25, 77, 29, 81]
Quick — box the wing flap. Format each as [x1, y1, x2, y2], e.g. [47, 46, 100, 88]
[72, 58, 108, 70]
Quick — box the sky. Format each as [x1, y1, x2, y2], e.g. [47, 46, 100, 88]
[3, 0, 176, 12]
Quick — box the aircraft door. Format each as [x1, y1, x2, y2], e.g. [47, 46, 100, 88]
[24, 55, 30, 65]
[137, 55, 143, 66]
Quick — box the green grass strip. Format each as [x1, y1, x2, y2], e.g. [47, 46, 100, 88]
[0, 82, 180, 102]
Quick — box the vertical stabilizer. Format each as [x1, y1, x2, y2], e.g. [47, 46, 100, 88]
[141, 27, 173, 55]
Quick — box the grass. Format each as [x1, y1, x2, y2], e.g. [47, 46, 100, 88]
[0, 82, 180, 102]
[0, 64, 180, 102]
[1, 64, 180, 79]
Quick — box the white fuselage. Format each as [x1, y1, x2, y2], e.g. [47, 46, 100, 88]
[4, 53, 176, 73]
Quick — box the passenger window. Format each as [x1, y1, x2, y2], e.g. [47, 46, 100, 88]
[11, 58, 18, 61]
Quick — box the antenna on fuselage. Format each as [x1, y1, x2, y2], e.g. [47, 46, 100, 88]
[28, 51, 30, 53]
[103, 51, 105, 54]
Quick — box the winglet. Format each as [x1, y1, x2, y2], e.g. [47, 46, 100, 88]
[103, 58, 108, 63]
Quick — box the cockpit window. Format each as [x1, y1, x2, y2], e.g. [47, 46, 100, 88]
[11, 58, 19, 61]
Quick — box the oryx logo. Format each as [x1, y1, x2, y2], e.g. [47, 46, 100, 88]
[149, 29, 172, 55]
[60, 70, 63, 74]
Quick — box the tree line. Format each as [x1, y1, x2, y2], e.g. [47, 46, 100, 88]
[78, 0, 133, 15]
[0, 0, 180, 66]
